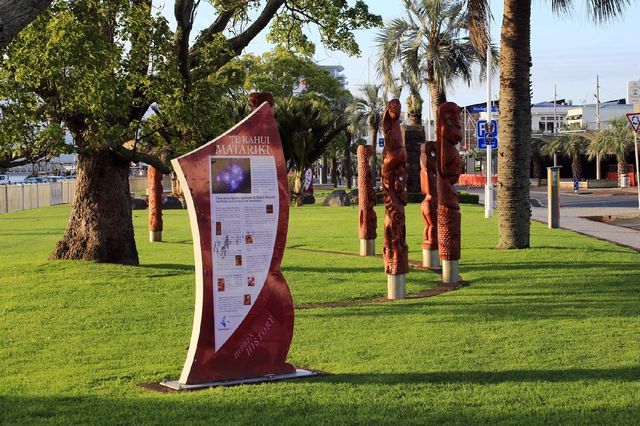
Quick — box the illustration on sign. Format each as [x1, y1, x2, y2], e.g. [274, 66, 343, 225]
[165, 98, 312, 389]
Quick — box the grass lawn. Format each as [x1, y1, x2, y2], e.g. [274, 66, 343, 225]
[1, 202, 639, 425]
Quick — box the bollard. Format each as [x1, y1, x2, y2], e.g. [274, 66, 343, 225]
[547, 166, 562, 228]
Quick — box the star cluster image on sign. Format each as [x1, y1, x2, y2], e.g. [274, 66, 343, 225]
[211, 158, 252, 194]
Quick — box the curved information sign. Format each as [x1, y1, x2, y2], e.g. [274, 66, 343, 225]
[164, 102, 309, 388]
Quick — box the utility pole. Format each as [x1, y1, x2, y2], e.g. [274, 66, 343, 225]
[595, 75, 601, 180]
[553, 83, 558, 166]
[484, 4, 493, 218]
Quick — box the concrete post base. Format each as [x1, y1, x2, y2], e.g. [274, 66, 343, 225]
[422, 249, 440, 269]
[387, 274, 406, 300]
[149, 231, 162, 242]
[359, 239, 375, 256]
[442, 260, 459, 284]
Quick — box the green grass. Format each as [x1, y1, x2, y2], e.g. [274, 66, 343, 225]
[1, 204, 639, 425]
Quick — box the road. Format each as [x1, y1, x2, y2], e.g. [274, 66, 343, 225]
[464, 186, 639, 211]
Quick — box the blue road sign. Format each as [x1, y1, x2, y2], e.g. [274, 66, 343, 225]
[378, 138, 384, 147]
[470, 105, 498, 113]
[477, 119, 498, 138]
[478, 138, 498, 149]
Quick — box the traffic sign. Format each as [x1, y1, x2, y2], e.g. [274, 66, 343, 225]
[626, 113, 640, 133]
[477, 119, 498, 138]
[378, 138, 385, 147]
[478, 137, 498, 149]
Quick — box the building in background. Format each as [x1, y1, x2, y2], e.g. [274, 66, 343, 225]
[319, 65, 347, 88]
[565, 99, 634, 130]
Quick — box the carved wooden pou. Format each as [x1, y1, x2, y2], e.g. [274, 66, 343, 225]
[420, 142, 438, 251]
[381, 99, 409, 275]
[436, 102, 462, 261]
[357, 145, 377, 240]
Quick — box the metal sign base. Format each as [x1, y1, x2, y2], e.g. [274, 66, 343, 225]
[160, 369, 317, 391]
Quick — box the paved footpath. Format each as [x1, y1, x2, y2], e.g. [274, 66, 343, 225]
[475, 188, 640, 252]
[530, 205, 640, 252]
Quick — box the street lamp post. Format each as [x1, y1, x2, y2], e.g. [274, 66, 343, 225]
[484, 4, 494, 219]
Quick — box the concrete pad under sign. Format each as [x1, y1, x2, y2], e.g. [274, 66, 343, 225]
[160, 369, 318, 391]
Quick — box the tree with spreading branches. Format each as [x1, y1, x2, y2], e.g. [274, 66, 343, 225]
[0, 0, 381, 265]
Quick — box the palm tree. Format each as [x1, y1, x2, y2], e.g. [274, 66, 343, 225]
[276, 97, 348, 205]
[348, 85, 385, 187]
[542, 131, 588, 182]
[464, 0, 629, 249]
[376, 0, 493, 123]
[588, 117, 634, 183]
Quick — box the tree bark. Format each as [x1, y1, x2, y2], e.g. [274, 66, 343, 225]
[331, 155, 338, 187]
[51, 150, 139, 265]
[402, 124, 424, 193]
[344, 131, 353, 189]
[571, 155, 582, 181]
[0, 0, 52, 49]
[148, 166, 163, 242]
[496, 0, 532, 249]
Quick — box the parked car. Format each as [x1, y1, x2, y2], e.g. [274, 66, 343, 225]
[23, 177, 46, 184]
[0, 175, 10, 185]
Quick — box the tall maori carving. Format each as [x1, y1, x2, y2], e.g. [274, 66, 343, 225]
[148, 166, 163, 242]
[436, 102, 462, 284]
[357, 144, 376, 256]
[420, 141, 439, 268]
[381, 99, 408, 299]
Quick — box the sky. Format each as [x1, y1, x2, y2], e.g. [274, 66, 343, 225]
[158, 1, 640, 109]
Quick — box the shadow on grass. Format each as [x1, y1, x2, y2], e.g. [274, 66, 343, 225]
[139, 263, 194, 273]
[299, 293, 640, 321]
[315, 366, 640, 385]
[2, 368, 639, 424]
[461, 260, 639, 274]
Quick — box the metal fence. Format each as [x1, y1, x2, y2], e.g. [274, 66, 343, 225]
[1, 176, 173, 214]
[0, 181, 76, 214]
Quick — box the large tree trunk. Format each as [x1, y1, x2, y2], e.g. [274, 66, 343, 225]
[497, 0, 531, 249]
[0, 0, 53, 49]
[51, 150, 139, 265]
[344, 131, 353, 189]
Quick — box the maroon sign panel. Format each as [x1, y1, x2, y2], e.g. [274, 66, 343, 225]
[171, 103, 295, 384]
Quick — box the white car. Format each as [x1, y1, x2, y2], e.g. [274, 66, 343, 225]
[0, 175, 10, 185]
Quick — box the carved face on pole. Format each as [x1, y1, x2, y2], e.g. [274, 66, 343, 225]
[388, 99, 401, 121]
[438, 102, 463, 145]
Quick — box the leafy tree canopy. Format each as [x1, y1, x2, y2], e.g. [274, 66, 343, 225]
[242, 47, 348, 100]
